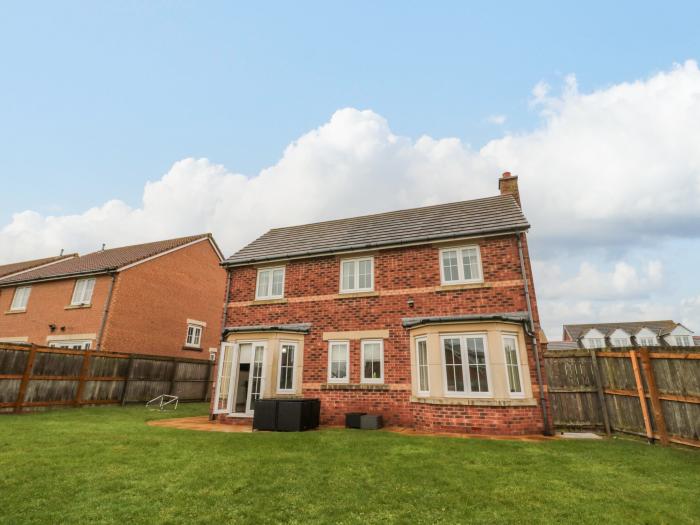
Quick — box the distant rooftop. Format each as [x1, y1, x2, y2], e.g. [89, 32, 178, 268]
[0, 235, 213, 286]
[0, 254, 77, 279]
[563, 320, 686, 341]
[225, 194, 528, 265]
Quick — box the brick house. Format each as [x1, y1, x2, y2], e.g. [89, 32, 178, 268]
[0, 234, 226, 359]
[213, 173, 551, 435]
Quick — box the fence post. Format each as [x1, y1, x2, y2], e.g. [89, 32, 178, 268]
[629, 350, 653, 443]
[169, 360, 179, 396]
[14, 345, 38, 413]
[589, 349, 611, 435]
[74, 351, 91, 407]
[639, 347, 669, 445]
[121, 354, 135, 406]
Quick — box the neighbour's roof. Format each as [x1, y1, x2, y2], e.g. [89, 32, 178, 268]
[694, 336, 700, 346]
[225, 194, 528, 265]
[563, 321, 679, 341]
[0, 254, 77, 279]
[0, 234, 214, 286]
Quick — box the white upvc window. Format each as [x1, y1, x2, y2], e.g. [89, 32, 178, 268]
[611, 338, 630, 347]
[416, 337, 429, 395]
[361, 339, 384, 384]
[277, 341, 297, 392]
[638, 336, 658, 346]
[10, 286, 31, 311]
[583, 338, 605, 349]
[255, 267, 285, 300]
[340, 257, 374, 293]
[440, 246, 482, 285]
[328, 340, 350, 383]
[441, 334, 491, 396]
[71, 278, 96, 306]
[185, 324, 203, 348]
[49, 340, 91, 350]
[502, 335, 524, 396]
[675, 335, 692, 347]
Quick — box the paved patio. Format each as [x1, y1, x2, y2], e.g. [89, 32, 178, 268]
[147, 415, 558, 441]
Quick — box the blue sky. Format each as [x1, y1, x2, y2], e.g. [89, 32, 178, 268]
[1, 1, 699, 337]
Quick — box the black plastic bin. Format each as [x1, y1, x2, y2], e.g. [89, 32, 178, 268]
[253, 398, 321, 432]
[345, 412, 366, 429]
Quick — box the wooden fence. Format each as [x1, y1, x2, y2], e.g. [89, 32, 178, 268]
[0, 343, 214, 413]
[544, 346, 700, 447]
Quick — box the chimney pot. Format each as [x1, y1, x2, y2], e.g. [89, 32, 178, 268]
[502, 171, 511, 178]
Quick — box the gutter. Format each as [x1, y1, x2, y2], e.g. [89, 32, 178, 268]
[96, 272, 117, 351]
[516, 233, 552, 435]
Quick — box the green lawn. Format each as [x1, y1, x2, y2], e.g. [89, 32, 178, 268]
[1, 405, 698, 524]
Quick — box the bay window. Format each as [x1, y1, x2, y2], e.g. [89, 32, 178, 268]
[277, 342, 297, 392]
[416, 337, 429, 394]
[502, 335, 523, 396]
[441, 334, 490, 395]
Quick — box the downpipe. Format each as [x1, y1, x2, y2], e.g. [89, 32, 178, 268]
[517, 234, 552, 436]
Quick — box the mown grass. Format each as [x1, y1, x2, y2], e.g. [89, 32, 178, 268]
[1, 403, 698, 524]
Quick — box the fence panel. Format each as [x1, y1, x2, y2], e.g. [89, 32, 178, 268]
[0, 343, 213, 413]
[544, 346, 700, 447]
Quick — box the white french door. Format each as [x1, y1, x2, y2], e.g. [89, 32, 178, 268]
[214, 341, 266, 415]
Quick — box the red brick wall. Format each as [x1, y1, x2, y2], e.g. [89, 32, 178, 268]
[221, 233, 548, 434]
[0, 276, 111, 345]
[102, 239, 226, 359]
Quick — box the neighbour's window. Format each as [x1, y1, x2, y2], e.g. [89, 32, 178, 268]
[440, 246, 482, 284]
[10, 286, 31, 311]
[416, 338, 429, 394]
[584, 338, 605, 349]
[502, 335, 523, 395]
[71, 278, 96, 305]
[49, 340, 91, 350]
[328, 341, 349, 383]
[675, 335, 692, 347]
[255, 267, 285, 300]
[442, 334, 490, 395]
[611, 338, 630, 347]
[340, 257, 374, 293]
[278, 342, 296, 392]
[185, 324, 203, 348]
[639, 336, 657, 346]
[361, 340, 383, 383]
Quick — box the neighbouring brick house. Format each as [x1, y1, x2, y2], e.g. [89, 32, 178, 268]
[212, 173, 551, 435]
[0, 234, 226, 359]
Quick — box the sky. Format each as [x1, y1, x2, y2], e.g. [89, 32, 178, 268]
[1, 1, 699, 339]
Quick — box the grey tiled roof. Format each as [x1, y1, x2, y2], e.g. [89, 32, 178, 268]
[563, 321, 679, 341]
[402, 312, 529, 328]
[0, 254, 77, 279]
[0, 235, 211, 286]
[225, 195, 528, 265]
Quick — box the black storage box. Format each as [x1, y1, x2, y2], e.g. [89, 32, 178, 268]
[345, 412, 366, 429]
[256, 398, 321, 432]
[360, 414, 384, 430]
[252, 399, 278, 431]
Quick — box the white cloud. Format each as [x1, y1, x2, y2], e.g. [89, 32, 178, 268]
[2, 61, 700, 338]
[486, 114, 507, 125]
[535, 259, 664, 300]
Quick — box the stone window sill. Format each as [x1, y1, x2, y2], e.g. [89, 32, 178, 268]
[4, 309, 26, 315]
[410, 396, 537, 407]
[334, 291, 380, 300]
[437, 282, 489, 291]
[65, 304, 92, 310]
[321, 383, 389, 391]
[251, 298, 288, 305]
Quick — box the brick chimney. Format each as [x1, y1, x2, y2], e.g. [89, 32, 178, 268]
[498, 171, 520, 207]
